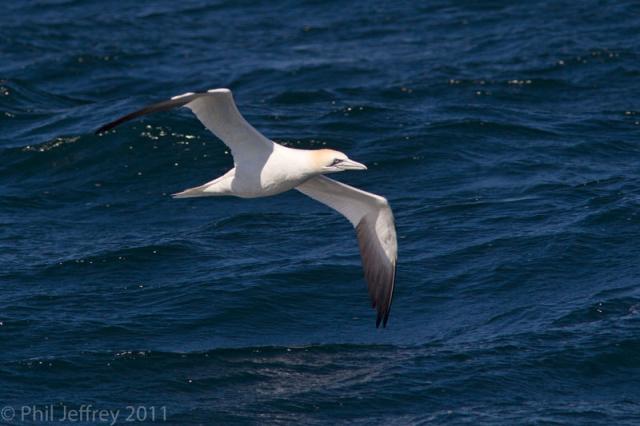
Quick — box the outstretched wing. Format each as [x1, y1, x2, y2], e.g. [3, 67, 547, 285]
[95, 88, 273, 161]
[296, 175, 397, 327]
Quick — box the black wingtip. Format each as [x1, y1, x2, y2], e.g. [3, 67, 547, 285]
[93, 93, 202, 136]
[375, 310, 390, 328]
[95, 123, 113, 135]
[94, 115, 130, 135]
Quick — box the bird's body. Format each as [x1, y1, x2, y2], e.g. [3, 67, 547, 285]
[180, 146, 312, 199]
[97, 88, 398, 327]
[176, 147, 356, 198]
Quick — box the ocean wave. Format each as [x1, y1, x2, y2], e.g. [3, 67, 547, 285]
[3, 0, 640, 422]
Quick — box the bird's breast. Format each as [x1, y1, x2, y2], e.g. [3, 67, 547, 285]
[231, 161, 311, 198]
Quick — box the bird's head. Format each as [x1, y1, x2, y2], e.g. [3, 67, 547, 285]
[313, 149, 367, 173]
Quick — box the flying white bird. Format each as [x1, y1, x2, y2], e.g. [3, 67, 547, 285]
[96, 88, 397, 327]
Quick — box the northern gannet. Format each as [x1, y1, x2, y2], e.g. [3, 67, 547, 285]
[96, 89, 397, 327]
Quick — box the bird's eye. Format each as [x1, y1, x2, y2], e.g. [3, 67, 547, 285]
[330, 158, 343, 166]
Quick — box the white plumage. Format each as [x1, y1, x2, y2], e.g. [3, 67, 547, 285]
[97, 88, 397, 327]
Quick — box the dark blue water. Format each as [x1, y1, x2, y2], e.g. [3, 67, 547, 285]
[2, 0, 640, 424]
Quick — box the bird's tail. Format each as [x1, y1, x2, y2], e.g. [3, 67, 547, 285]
[172, 184, 211, 198]
[172, 169, 234, 199]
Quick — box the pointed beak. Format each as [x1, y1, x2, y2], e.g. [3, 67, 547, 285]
[337, 159, 368, 171]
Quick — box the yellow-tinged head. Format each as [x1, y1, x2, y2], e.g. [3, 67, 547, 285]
[311, 149, 368, 173]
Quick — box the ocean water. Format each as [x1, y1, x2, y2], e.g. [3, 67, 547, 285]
[2, 0, 640, 424]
